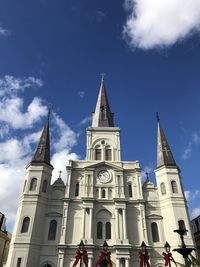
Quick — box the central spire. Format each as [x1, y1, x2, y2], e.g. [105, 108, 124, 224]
[92, 78, 114, 127]
[156, 113, 176, 168]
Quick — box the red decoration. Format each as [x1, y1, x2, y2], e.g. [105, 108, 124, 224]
[73, 249, 88, 267]
[139, 251, 151, 267]
[163, 252, 177, 266]
[96, 250, 112, 267]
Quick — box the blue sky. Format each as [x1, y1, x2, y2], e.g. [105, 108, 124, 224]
[0, 0, 200, 231]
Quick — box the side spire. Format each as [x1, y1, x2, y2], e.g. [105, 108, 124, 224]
[92, 77, 114, 127]
[157, 113, 176, 168]
[31, 111, 51, 166]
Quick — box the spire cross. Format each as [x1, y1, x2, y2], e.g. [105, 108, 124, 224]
[58, 170, 62, 178]
[100, 72, 106, 81]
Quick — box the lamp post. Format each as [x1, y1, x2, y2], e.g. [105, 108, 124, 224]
[164, 242, 171, 267]
[173, 229, 195, 267]
[78, 240, 85, 267]
[103, 240, 109, 252]
[141, 241, 147, 267]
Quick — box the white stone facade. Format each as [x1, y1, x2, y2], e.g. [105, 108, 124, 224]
[6, 84, 195, 267]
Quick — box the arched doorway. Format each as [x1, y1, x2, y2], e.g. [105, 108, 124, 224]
[43, 264, 52, 267]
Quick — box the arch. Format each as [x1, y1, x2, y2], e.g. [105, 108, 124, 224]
[160, 182, 166, 195]
[108, 188, 112, 199]
[178, 220, 186, 230]
[75, 182, 79, 196]
[151, 222, 160, 242]
[42, 180, 48, 193]
[102, 189, 106, 198]
[21, 217, 30, 233]
[106, 222, 111, 239]
[29, 178, 37, 191]
[95, 145, 102, 160]
[171, 180, 178, 193]
[97, 221, 103, 239]
[48, 220, 57, 240]
[105, 145, 112, 161]
[43, 265, 52, 267]
[100, 106, 106, 120]
[120, 258, 125, 267]
[128, 184, 133, 197]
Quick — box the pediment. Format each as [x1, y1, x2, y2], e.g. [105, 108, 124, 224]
[146, 214, 163, 220]
[85, 161, 123, 171]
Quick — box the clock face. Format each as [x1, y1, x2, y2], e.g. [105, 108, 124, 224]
[98, 170, 111, 183]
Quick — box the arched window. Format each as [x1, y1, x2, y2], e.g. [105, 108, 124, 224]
[100, 106, 106, 120]
[106, 222, 111, 239]
[75, 183, 79, 196]
[151, 222, 160, 242]
[105, 146, 112, 161]
[42, 180, 47, 193]
[48, 220, 57, 240]
[29, 178, 37, 191]
[97, 222, 103, 239]
[21, 217, 30, 233]
[128, 184, 133, 197]
[195, 220, 199, 231]
[171, 180, 178, 193]
[178, 220, 186, 230]
[95, 146, 101, 160]
[43, 264, 52, 267]
[161, 182, 166, 195]
[102, 189, 106, 198]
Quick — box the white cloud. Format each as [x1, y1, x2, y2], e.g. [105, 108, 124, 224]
[0, 27, 10, 37]
[184, 190, 200, 202]
[0, 97, 48, 129]
[78, 91, 85, 98]
[182, 131, 200, 160]
[0, 75, 79, 231]
[79, 116, 92, 126]
[51, 150, 79, 183]
[123, 0, 200, 49]
[191, 207, 200, 219]
[53, 113, 77, 151]
[0, 75, 42, 96]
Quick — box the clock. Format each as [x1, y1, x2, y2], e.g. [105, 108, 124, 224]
[98, 170, 111, 183]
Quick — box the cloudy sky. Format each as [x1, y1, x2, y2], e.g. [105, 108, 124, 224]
[0, 0, 200, 231]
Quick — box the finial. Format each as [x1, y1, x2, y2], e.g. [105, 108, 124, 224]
[58, 170, 62, 179]
[100, 72, 106, 82]
[145, 172, 149, 180]
[156, 112, 160, 122]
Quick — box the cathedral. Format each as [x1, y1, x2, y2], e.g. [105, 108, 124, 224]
[6, 79, 195, 267]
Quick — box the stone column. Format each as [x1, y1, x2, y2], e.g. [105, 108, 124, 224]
[125, 258, 130, 267]
[122, 208, 127, 240]
[57, 249, 65, 267]
[82, 207, 86, 238]
[65, 171, 71, 197]
[89, 208, 93, 239]
[115, 208, 119, 240]
[115, 175, 119, 197]
[99, 188, 102, 199]
[116, 258, 120, 267]
[59, 202, 69, 244]
[88, 257, 92, 267]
